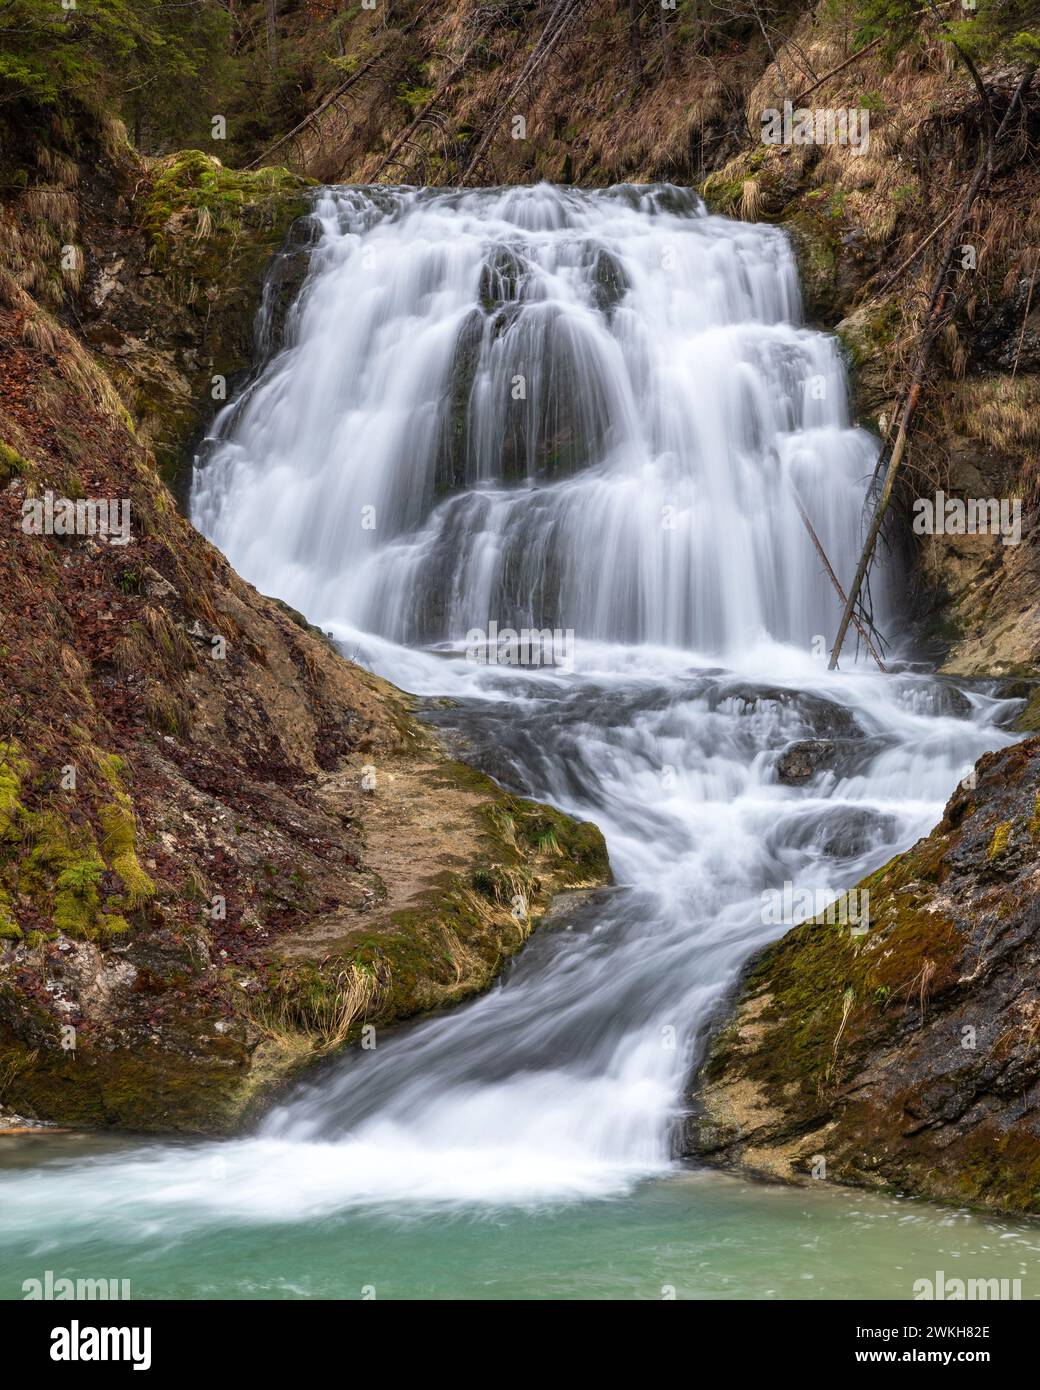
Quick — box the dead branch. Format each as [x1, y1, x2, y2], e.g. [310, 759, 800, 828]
[794, 496, 888, 671]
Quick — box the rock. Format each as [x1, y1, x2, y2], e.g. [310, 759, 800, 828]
[684, 736, 1040, 1215]
[141, 566, 178, 604]
[775, 739, 835, 784]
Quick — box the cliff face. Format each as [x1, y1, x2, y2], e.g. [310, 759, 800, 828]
[0, 122, 608, 1133]
[685, 738, 1040, 1213]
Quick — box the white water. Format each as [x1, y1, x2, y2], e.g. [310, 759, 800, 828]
[0, 185, 1019, 1234]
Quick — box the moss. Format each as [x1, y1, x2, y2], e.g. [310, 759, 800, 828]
[988, 820, 1012, 859]
[700, 173, 744, 214]
[140, 151, 313, 256]
[52, 854, 105, 935]
[0, 741, 29, 840]
[783, 210, 840, 320]
[712, 848, 962, 1103]
[99, 799, 155, 907]
[834, 299, 902, 371]
[3, 746, 155, 938]
[127, 150, 315, 484]
[0, 1033, 256, 1135]
[0, 441, 34, 487]
[1013, 687, 1040, 733]
[0, 889, 19, 939]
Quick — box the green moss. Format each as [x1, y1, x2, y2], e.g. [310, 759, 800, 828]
[97, 913, 132, 937]
[713, 847, 962, 1102]
[128, 150, 315, 483]
[0, 1031, 256, 1136]
[0, 441, 34, 488]
[3, 746, 155, 938]
[95, 751, 129, 790]
[988, 820, 1012, 859]
[700, 173, 744, 214]
[835, 299, 902, 370]
[0, 888, 19, 939]
[141, 150, 312, 256]
[1013, 687, 1040, 733]
[783, 211, 840, 320]
[99, 798, 155, 908]
[0, 741, 29, 840]
[52, 854, 105, 935]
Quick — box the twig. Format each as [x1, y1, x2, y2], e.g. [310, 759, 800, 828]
[870, 211, 955, 296]
[1012, 247, 1039, 379]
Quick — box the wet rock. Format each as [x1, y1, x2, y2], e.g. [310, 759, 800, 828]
[588, 246, 629, 315]
[711, 681, 863, 742]
[479, 245, 527, 309]
[775, 738, 835, 784]
[685, 735, 1040, 1215]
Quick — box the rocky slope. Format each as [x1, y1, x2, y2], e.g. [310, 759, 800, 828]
[685, 737, 1040, 1213]
[0, 119, 608, 1133]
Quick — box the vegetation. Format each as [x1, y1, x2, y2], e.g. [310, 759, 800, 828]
[851, 0, 1040, 64]
[0, 0, 323, 161]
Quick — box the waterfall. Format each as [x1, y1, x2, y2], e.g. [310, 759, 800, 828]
[0, 184, 1010, 1238]
[184, 184, 1013, 1202]
[192, 184, 885, 653]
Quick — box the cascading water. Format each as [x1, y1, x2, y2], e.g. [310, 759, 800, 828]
[190, 182, 1011, 1189]
[193, 184, 880, 652]
[0, 185, 1030, 1295]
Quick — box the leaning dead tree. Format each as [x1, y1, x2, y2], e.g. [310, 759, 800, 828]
[461, 0, 592, 179]
[828, 62, 1037, 670]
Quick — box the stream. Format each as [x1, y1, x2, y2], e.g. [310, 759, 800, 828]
[2, 184, 1036, 1300]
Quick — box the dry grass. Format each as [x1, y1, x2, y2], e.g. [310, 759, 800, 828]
[22, 188, 77, 240]
[437, 913, 490, 983]
[193, 204, 213, 242]
[945, 377, 1040, 454]
[22, 311, 59, 356]
[253, 963, 385, 1051]
[142, 683, 190, 737]
[740, 177, 763, 221]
